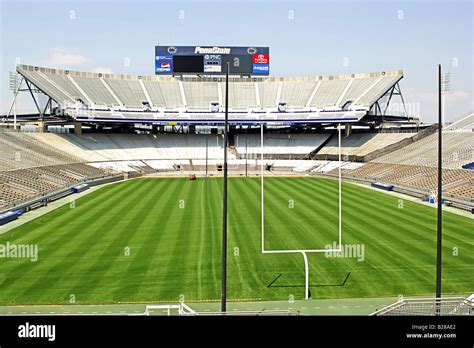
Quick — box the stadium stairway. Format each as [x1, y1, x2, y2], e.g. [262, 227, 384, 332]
[304, 131, 336, 160]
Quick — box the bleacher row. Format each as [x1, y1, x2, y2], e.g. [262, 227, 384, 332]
[17, 65, 402, 111]
[344, 162, 473, 201]
[0, 163, 115, 211]
[19, 133, 328, 161]
[17, 131, 435, 162]
[0, 131, 81, 171]
[318, 132, 415, 157]
[373, 131, 473, 169]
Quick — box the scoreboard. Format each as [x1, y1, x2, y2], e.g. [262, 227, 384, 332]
[155, 46, 270, 76]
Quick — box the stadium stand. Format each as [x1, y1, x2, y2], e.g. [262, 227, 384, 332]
[0, 130, 120, 212]
[321, 115, 473, 205]
[316, 132, 416, 160]
[445, 113, 474, 131]
[0, 131, 81, 170]
[23, 133, 227, 161]
[234, 133, 331, 159]
[4, 64, 473, 212]
[343, 162, 473, 201]
[373, 131, 473, 169]
[14, 132, 336, 161]
[15, 65, 403, 123]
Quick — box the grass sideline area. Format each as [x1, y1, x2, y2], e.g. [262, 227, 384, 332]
[0, 177, 472, 305]
[0, 296, 400, 316]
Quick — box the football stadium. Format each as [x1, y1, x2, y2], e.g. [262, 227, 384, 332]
[0, 3, 472, 343]
[0, 62, 472, 316]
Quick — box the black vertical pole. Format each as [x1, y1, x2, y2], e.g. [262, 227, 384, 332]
[221, 62, 229, 312]
[245, 126, 248, 178]
[435, 64, 443, 314]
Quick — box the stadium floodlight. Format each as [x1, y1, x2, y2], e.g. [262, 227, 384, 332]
[261, 123, 343, 300]
[441, 72, 450, 126]
[7, 71, 24, 130]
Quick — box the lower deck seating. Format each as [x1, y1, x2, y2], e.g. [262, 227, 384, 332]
[0, 164, 115, 212]
[345, 162, 473, 202]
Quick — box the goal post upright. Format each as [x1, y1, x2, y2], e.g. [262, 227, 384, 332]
[302, 252, 309, 300]
[338, 123, 342, 247]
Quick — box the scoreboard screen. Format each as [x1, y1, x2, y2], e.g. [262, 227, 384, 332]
[155, 46, 270, 75]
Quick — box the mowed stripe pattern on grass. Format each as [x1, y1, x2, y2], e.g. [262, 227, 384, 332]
[0, 177, 472, 305]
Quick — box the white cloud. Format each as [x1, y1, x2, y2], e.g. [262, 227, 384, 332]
[447, 90, 470, 101]
[91, 66, 114, 74]
[41, 49, 93, 67]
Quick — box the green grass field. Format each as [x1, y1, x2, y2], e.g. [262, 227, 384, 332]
[0, 177, 472, 305]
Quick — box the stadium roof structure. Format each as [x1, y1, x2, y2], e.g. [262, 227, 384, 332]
[12, 64, 407, 125]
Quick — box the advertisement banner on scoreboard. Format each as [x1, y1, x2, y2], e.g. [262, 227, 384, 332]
[155, 55, 173, 73]
[203, 54, 222, 72]
[253, 53, 269, 64]
[253, 64, 269, 74]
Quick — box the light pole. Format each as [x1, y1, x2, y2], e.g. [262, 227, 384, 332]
[221, 62, 230, 313]
[245, 126, 248, 178]
[8, 71, 22, 131]
[441, 72, 450, 126]
[435, 64, 443, 314]
[205, 136, 208, 179]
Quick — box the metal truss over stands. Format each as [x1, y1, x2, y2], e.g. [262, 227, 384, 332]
[13, 65, 406, 125]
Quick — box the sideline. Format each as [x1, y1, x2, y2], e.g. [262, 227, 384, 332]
[1, 293, 470, 316]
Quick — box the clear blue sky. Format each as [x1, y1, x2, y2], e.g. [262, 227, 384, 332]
[1, 0, 472, 122]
